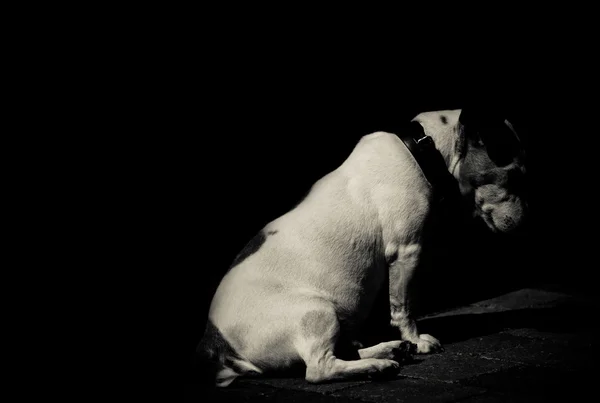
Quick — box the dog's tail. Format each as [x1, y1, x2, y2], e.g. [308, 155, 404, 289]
[196, 320, 262, 387]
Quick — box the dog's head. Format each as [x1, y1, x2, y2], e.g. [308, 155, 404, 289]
[454, 108, 527, 233]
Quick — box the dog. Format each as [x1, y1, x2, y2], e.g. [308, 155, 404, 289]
[198, 108, 527, 387]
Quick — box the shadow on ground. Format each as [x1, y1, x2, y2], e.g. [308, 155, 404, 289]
[417, 301, 596, 345]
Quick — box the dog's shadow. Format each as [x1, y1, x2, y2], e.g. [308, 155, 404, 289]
[416, 300, 596, 345]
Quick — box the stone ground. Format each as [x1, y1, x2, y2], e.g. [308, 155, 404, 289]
[185, 286, 597, 402]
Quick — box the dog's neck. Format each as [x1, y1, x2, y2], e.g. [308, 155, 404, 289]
[412, 109, 463, 179]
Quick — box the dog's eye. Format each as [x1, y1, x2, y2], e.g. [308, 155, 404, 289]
[482, 127, 521, 167]
[464, 127, 485, 148]
[506, 166, 526, 194]
[485, 139, 516, 167]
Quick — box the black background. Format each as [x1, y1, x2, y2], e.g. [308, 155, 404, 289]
[176, 31, 597, 381]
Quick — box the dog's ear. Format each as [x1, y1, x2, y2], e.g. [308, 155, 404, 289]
[459, 108, 521, 166]
[457, 108, 491, 156]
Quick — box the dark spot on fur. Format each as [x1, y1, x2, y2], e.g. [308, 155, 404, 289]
[197, 320, 239, 362]
[230, 231, 266, 268]
[197, 320, 261, 383]
[300, 310, 336, 338]
[229, 229, 277, 269]
[440, 115, 448, 125]
[266, 282, 284, 292]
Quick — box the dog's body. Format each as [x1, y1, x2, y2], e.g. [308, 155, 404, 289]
[199, 109, 527, 387]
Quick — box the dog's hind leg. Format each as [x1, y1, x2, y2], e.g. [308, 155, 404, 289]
[295, 304, 401, 383]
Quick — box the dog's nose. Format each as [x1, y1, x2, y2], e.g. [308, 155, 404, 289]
[475, 193, 484, 206]
[481, 204, 494, 214]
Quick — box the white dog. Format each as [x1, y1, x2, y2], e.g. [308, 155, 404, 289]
[198, 108, 527, 387]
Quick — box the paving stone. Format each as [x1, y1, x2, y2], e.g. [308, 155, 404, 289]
[246, 376, 370, 393]
[259, 389, 368, 402]
[333, 377, 486, 403]
[185, 382, 279, 402]
[461, 365, 595, 401]
[184, 382, 366, 402]
[503, 328, 596, 345]
[443, 333, 535, 356]
[482, 337, 593, 371]
[457, 392, 539, 403]
[400, 353, 519, 382]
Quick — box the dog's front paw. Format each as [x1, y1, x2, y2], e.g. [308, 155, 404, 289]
[415, 334, 442, 354]
[391, 340, 417, 362]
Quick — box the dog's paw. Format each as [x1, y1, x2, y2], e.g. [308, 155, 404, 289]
[375, 359, 400, 371]
[368, 359, 401, 380]
[383, 341, 417, 361]
[358, 340, 416, 361]
[415, 334, 443, 354]
[390, 340, 417, 362]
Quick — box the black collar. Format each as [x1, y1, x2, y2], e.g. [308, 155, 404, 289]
[397, 121, 460, 203]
